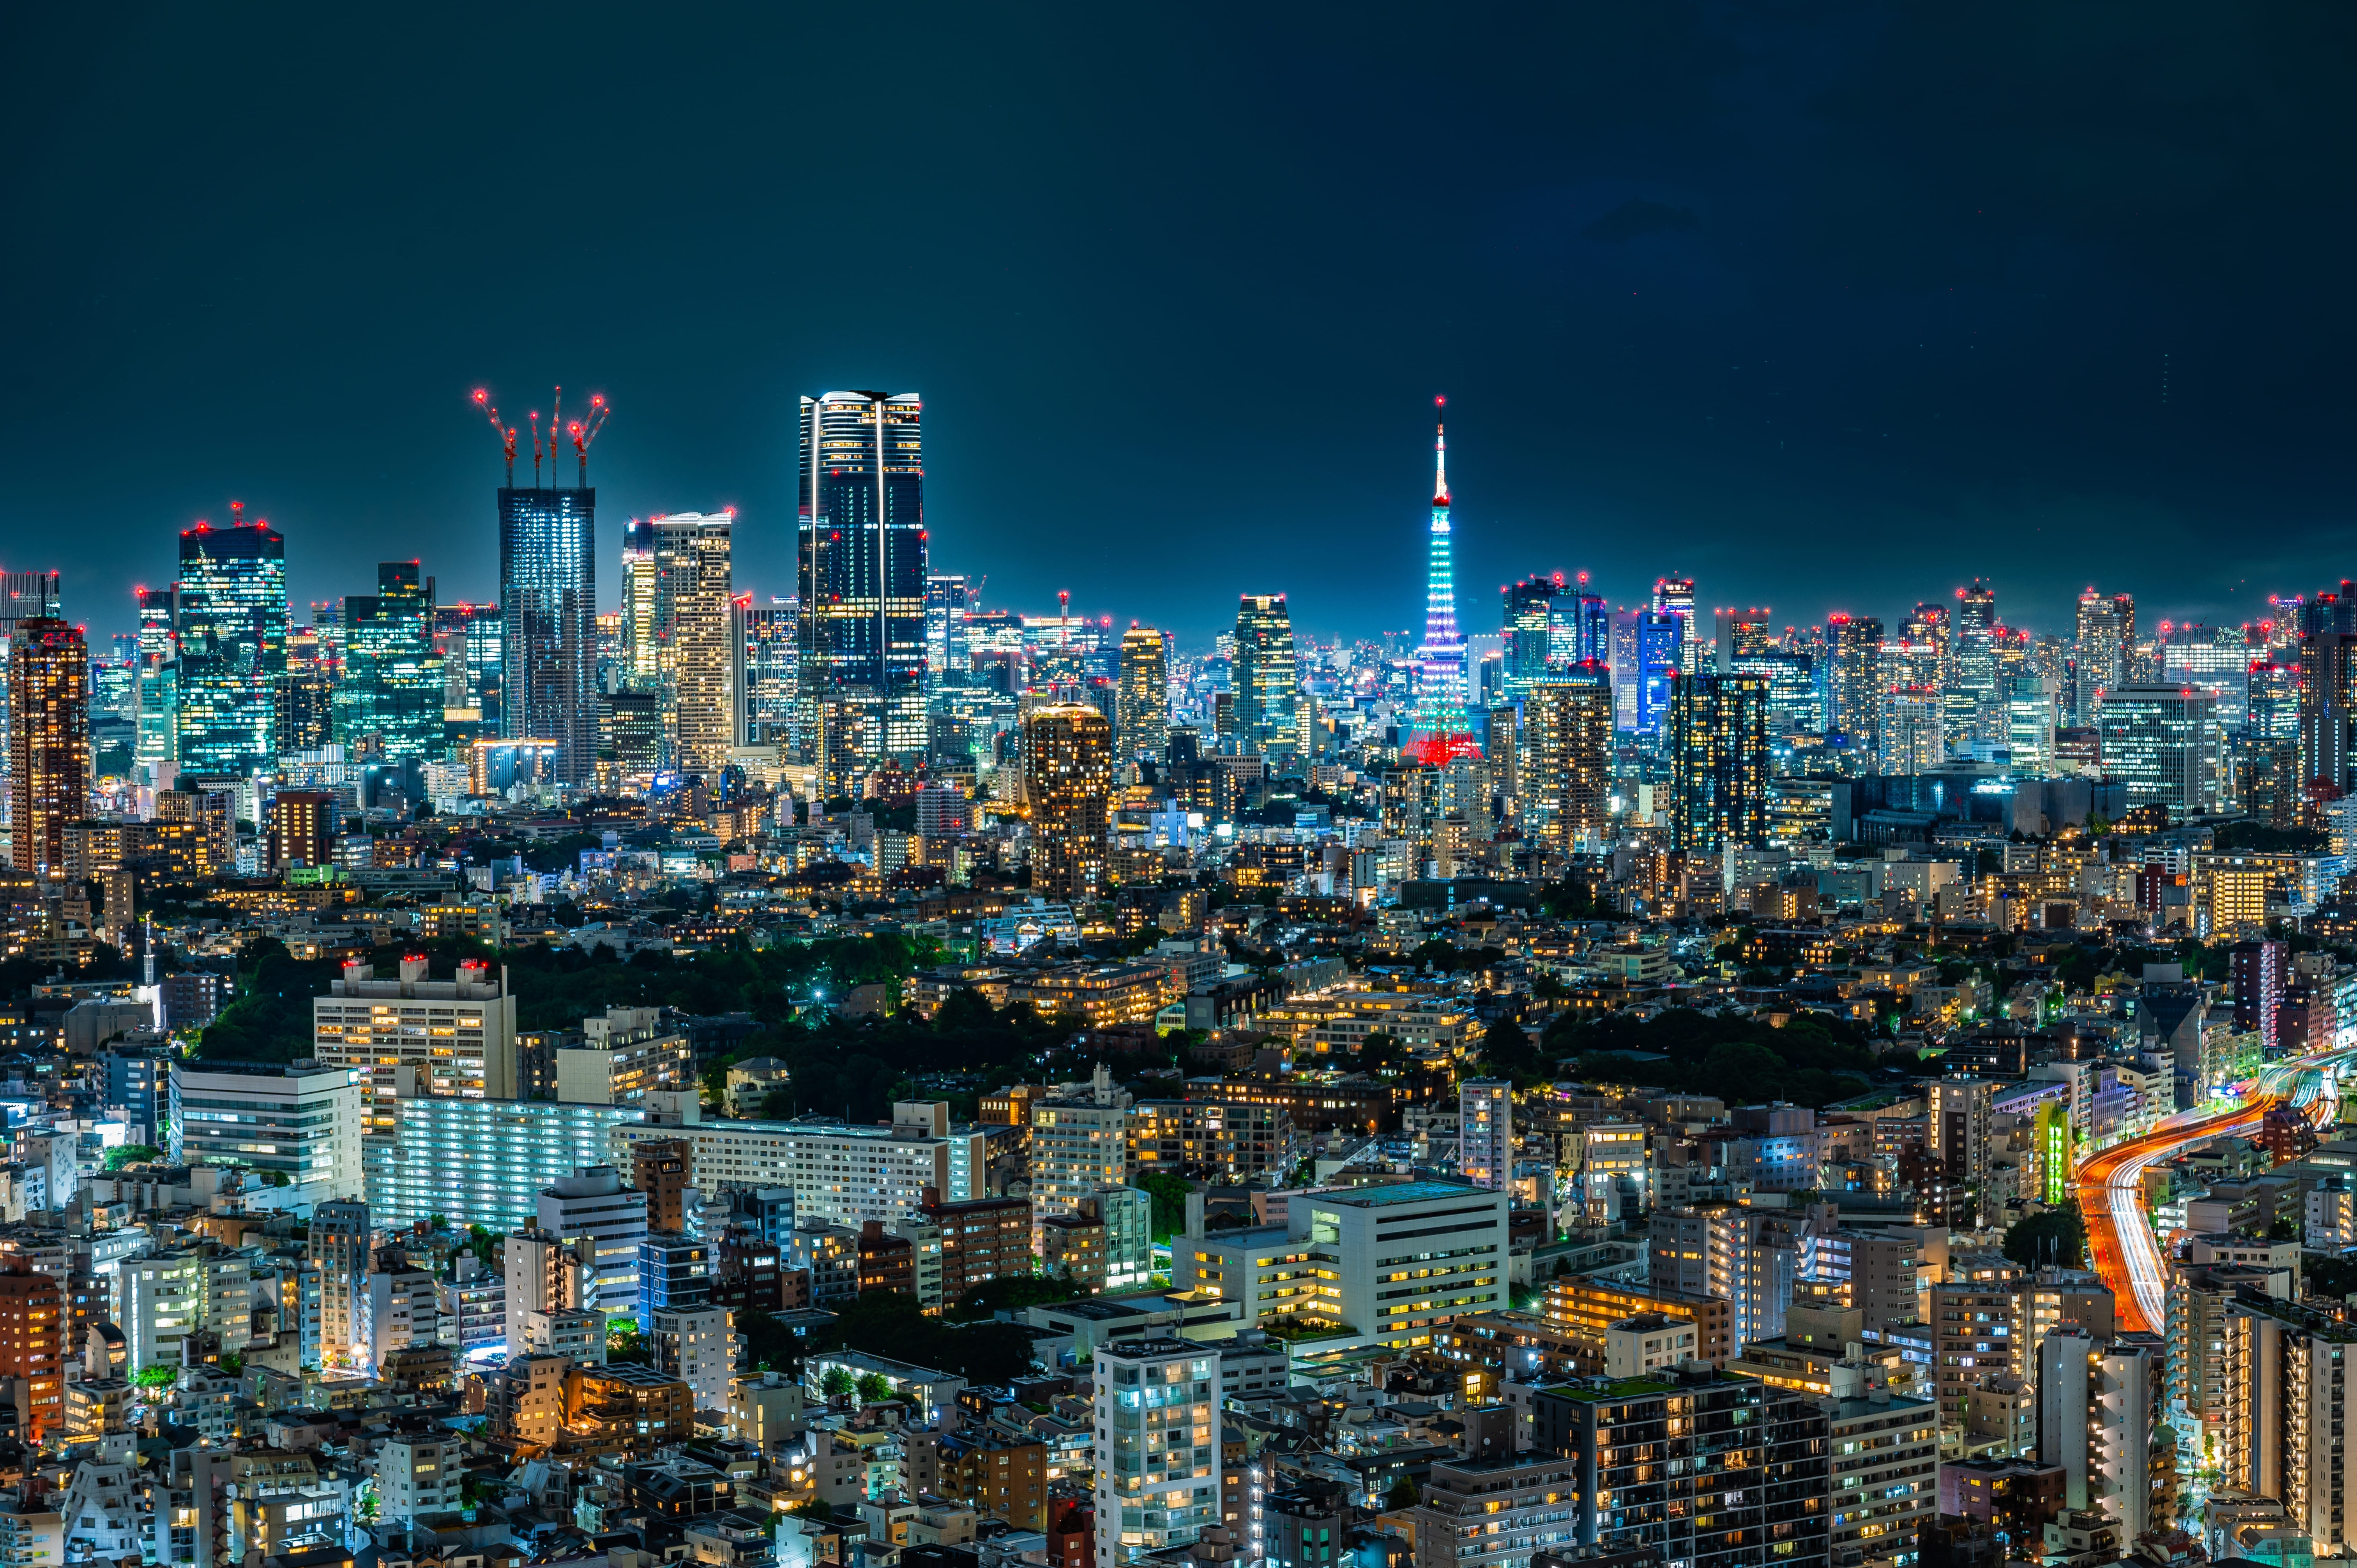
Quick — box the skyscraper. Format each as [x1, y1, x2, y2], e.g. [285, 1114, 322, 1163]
[1116, 626, 1170, 758]
[617, 517, 660, 696]
[739, 597, 799, 746]
[2099, 684, 2219, 818]
[648, 512, 736, 773]
[1666, 672, 1770, 851]
[431, 602, 502, 735]
[501, 473, 598, 786]
[924, 573, 974, 690]
[1502, 576, 1556, 699]
[0, 572, 62, 835]
[175, 510, 288, 778]
[1610, 608, 1681, 735]
[1023, 703, 1112, 900]
[798, 391, 926, 789]
[8, 618, 86, 878]
[1521, 675, 1613, 854]
[1407, 406, 1481, 765]
[1823, 613, 1883, 752]
[133, 585, 178, 789]
[1230, 595, 1297, 760]
[339, 563, 441, 765]
[2074, 588, 2136, 727]
[1651, 576, 1699, 675]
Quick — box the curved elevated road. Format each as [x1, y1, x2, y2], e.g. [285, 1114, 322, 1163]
[2073, 1050, 2349, 1334]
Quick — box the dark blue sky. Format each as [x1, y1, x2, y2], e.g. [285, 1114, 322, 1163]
[5, 4, 2355, 648]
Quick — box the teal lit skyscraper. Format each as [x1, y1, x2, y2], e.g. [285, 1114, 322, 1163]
[1232, 593, 1298, 760]
[340, 563, 442, 764]
[175, 509, 287, 777]
[501, 486, 596, 784]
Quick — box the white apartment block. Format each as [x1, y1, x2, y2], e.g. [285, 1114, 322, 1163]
[611, 1104, 984, 1231]
[1094, 1338, 1221, 1566]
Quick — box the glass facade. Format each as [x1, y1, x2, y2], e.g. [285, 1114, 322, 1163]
[1667, 672, 1771, 851]
[798, 391, 926, 787]
[499, 485, 597, 785]
[338, 562, 442, 764]
[175, 518, 288, 777]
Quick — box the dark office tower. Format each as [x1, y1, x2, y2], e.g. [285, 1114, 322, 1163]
[340, 563, 442, 765]
[175, 510, 288, 777]
[500, 484, 596, 785]
[274, 669, 332, 753]
[1667, 672, 1770, 852]
[2231, 939, 2286, 1055]
[2298, 592, 2357, 805]
[1232, 594, 1299, 761]
[798, 391, 926, 791]
[1502, 577, 1556, 699]
[1822, 613, 1883, 751]
[9, 619, 87, 876]
[1551, 582, 1609, 669]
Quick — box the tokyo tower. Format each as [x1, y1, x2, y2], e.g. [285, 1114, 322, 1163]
[1405, 398, 1483, 765]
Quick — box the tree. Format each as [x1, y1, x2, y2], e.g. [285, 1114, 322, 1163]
[1140, 1172, 1194, 1241]
[133, 1365, 177, 1389]
[2001, 1203, 2088, 1270]
[1385, 1477, 1419, 1511]
[820, 1365, 857, 1398]
[104, 1144, 163, 1171]
[855, 1372, 893, 1404]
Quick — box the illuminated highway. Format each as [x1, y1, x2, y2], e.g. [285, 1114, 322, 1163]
[2073, 1050, 2350, 1334]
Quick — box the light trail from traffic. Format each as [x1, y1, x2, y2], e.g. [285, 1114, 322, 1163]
[2073, 1049, 2350, 1334]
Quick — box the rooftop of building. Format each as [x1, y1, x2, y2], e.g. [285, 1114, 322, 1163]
[1310, 1179, 1492, 1210]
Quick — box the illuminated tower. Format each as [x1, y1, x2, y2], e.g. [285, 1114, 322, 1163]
[618, 517, 659, 694]
[1232, 596, 1297, 760]
[1116, 626, 1170, 758]
[798, 391, 927, 791]
[339, 563, 441, 765]
[8, 618, 88, 877]
[650, 511, 737, 774]
[1407, 402, 1481, 765]
[1023, 703, 1112, 900]
[175, 510, 288, 777]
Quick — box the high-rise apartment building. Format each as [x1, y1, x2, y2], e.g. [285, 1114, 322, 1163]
[2036, 1327, 2161, 1541]
[311, 956, 519, 1139]
[1459, 1080, 1512, 1190]
[1666, 672, 1770, 851]
[175, 513, 288, 777]
[739, 597, 798, 746]
[1092, 1339, 1221, 1566]
[798, 391, 926, 785]
[2222, 1294, 2357, 1553]
[0, 572, 63, 827]
[645, 512, 736, 773]
[339, 563, 441, 764]
[1520, 676, 1611, 853]
[2074, 589, 2136, 727]
[2007, 674, 2062, 773]
[1879, 686, 1945, 774]
[1232, 595, 1298, 761]
[1116, 627, 1170, 758]
[500, 478, 597, 786]
[1024, 703, 1112, 900]
[7, 618, 87, 877]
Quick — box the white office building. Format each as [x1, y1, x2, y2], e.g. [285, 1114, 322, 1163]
[538, 1167, 647, 1321]
[170, 1061, 365, 1198]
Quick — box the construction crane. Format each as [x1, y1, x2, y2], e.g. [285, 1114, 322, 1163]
[528, 411, 543, 485]
[472, 390, 518, 485]
[571, 393, 613, 484]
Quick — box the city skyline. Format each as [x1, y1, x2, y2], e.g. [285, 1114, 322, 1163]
[8, 11, 2357, 649]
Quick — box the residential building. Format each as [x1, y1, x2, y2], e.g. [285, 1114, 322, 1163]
[311, 955, 520, 1138]
[539, 1166, 648, 1321]
[1092, 1338, 1220, 1565]
[168, 1060, 365, 1196]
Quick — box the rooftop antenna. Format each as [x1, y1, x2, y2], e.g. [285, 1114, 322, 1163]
[472, 390, 518, 485]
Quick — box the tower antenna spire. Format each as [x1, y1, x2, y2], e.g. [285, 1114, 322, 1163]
[1434, 395, 1449, 505]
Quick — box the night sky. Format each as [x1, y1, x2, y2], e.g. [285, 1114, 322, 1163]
[6, 5, 2355, 649]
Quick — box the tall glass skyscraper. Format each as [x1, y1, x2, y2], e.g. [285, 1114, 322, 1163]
[500, 484, 597, 786]
[924, 573, 974, 691]
[1232, 595, 1298, 760]
[740, 596, 799, 747]
[798, 391, 926, 789]
[649, 512, 736, 773]
[175, 513, 288, 777]
[340, 563, 442, 764]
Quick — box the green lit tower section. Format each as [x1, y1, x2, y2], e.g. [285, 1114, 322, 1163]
[341, 563, 442, 763]
[174, 506, 287, 777]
